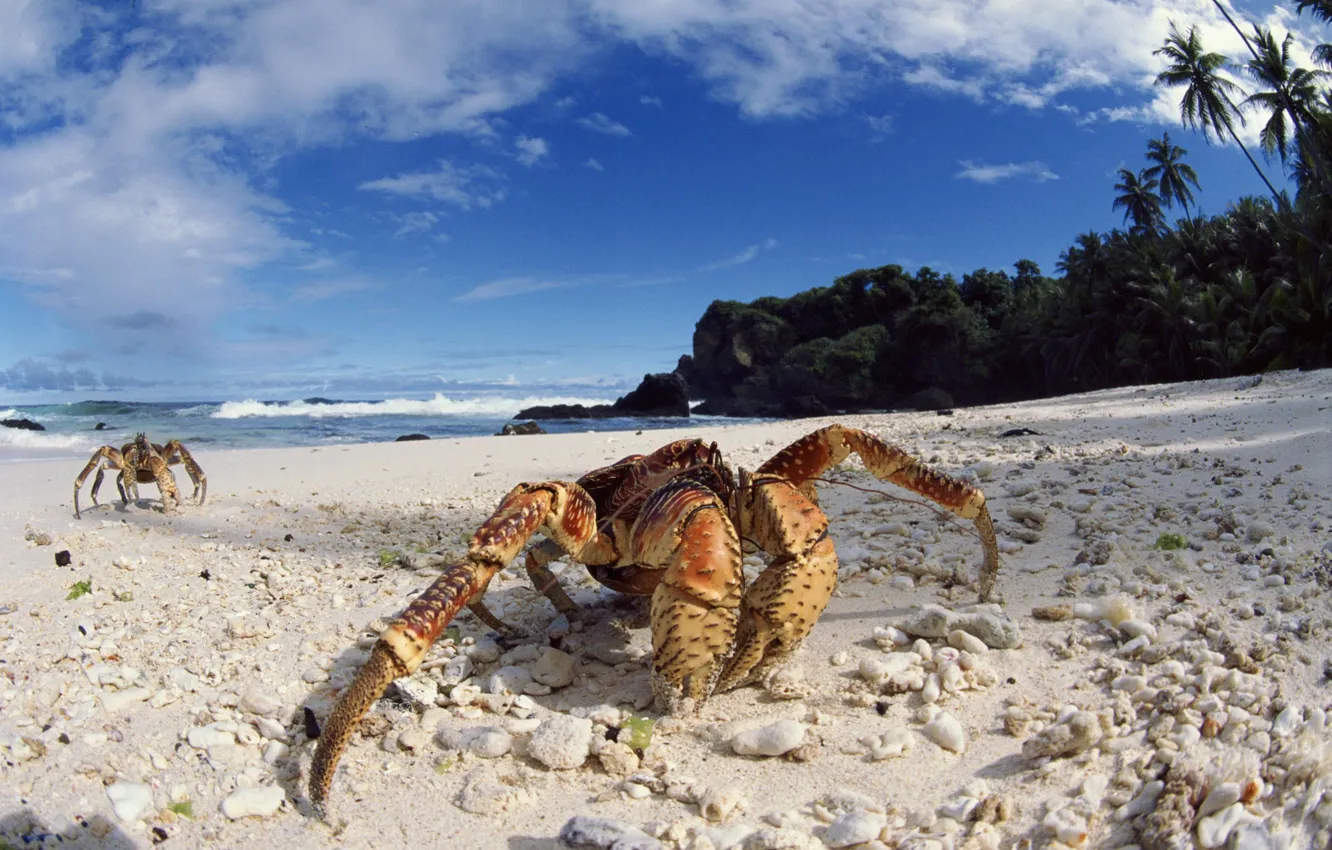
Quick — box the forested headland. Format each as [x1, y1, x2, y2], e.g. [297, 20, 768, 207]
[677, 1, 1332, 417]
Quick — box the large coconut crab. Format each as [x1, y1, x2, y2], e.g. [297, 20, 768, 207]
[309, 424, 999, 812]
[73, 433, 207, 519]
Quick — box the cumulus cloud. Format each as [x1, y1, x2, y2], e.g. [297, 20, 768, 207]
[515, 135, 550, 166]
[577, 112, 632, 136]
[0, 358, 157, 392]
[955, 160, 1061, 183]
[583, 157, 604, 171]
[359, 161, 506, 209]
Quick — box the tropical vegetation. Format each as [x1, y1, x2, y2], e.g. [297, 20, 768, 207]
[679, 0, 1332, 414]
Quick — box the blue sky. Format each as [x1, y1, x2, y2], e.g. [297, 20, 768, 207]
[1, 0, 1326, 403]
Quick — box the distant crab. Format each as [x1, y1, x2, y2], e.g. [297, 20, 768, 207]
[309, 424, 1000, 812]
[73, 433, 207, 518]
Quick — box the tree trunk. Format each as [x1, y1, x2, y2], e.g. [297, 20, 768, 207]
[1227, 121, 1285, 205]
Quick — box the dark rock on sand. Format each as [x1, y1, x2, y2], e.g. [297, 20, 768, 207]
[517, 372, 689, 420]
[499, 421, 546, 436]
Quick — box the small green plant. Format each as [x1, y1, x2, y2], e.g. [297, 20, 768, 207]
[619, 714, 655, 750]
[1153, 532, 1187, 551]
[377, 548, 400, 567]
[168, 801, 193, 818]
[443, 626, 461, 644]
[66, 580, 92, 600]
[114, 591, 133, 602]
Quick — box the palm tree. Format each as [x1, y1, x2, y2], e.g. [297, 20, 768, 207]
[1242, 27, 1326, 162]
[1144, 133, 1202, 219]
[1154, 23, 1281, 201]
[1292, 2, 1332, 67]
[1113, 168, 1165, 235]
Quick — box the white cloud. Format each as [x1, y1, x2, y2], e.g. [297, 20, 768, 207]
[453, 275, 568, 302]
[864, 113, 894, 141]
[583, 157, 604, 171]
[392, 210, 441, 237]
[359, 161, 506, 209]
[577, 112, 632, 136]
[640, 95, 663, 108]
[699, 237, 778, 271]
[955, 160, 1060, 183]
[515, 135, 550, 166]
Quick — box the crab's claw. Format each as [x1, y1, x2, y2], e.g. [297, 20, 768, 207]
[308, 482, 607, 814]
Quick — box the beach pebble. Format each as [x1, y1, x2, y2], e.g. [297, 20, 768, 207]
[187, 724, 236, 750]
[1246, 521, 1275, 543]
[1196, 803, 1260, 848]
[899, 605, 1021, 650]
[443, 654, 474, 682]
[487, 665, 534, 695]
[1271, 705, 1301, 738]
[595, 741, 639, 776]
[457, 726, 513, 758]
[731, 719, 806, 757]
[922, 712, 966, 753]
[239, 690, 283, 718]
[559, 815, 663, 850]
[527, 715, 592, 770]
[1022, 711, 1102, 760]
[822, 811, 887, 848]
[948, 630, 987, 655]
[698, 785, 746, 821]
[221, 786, 285, 819]
[1042, 807, 1088, 845]
[106, 781, 153, 823]
[529, 648, 576, 688]
[863, 728, 913, 760]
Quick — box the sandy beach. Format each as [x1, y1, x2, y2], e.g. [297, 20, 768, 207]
[2, 370, 1330, 850]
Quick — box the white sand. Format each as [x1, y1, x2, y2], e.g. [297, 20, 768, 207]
[1, 370, 1330, 849]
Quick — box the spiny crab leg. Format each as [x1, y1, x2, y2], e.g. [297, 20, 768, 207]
[308, 481, 611, 815]
[758, 425, 1001, 602]
[73, 447, 124, 519]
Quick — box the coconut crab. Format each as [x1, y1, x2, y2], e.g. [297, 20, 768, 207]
[73, 433, 207, 519]
[308, 424, 999, 811]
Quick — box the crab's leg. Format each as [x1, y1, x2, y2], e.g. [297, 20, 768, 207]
[759, 425, 1001, 602]
[162, 441, 207, 505]
[142, 457, 181, 514]
[523, 538, 581, 615]
[74, 448, 122, 519]
[309, 481, 614, 814]
[631, 478, 744, 714]
[717, 474, 837, 693]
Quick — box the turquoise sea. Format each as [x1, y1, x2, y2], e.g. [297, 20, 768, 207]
[0, 395, 724, 462]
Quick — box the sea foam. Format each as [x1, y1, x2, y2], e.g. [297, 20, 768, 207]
[211, 393, 615, 419]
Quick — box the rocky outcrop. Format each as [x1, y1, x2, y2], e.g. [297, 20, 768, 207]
[515, 373, 689, 420]
[394, 433, 430, 442]
[611, 372, 689, 417]
[2, 418, 45, 431]
[498, 421, 546, 435]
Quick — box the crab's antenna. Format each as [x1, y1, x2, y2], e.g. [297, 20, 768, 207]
[802, 475, 992, 545]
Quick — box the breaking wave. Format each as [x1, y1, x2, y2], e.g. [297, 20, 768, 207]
[0, 428, 96, 452]
[211, 393, 616, 419]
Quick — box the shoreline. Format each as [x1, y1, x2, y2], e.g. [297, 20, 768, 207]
[1, 370, 1330, 848]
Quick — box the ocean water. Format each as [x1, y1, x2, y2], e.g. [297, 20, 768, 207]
[0, 394, 725, 462]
